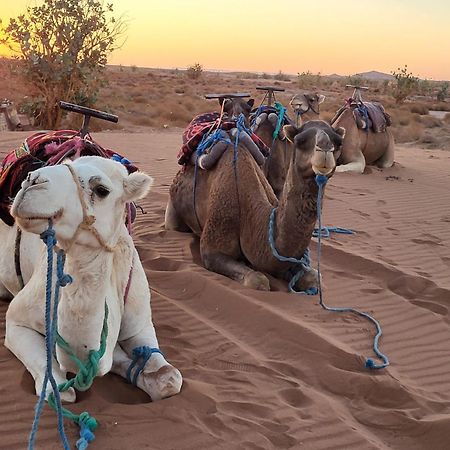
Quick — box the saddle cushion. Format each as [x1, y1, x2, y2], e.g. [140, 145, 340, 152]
[178, 113, 270, 166]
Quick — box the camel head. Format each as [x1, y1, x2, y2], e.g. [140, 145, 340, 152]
[283, 121, 345, 177]
[11, 156, 153, 250]
[290, 93, 325, 119]
[219, 97, 255, 125]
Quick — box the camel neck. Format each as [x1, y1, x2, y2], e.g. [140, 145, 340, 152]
[274, 164, 320, 257]
[54, 234, 131, 371]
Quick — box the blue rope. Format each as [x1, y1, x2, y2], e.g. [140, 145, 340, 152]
[312, 226, 355, 238]
[126, 346, 164, 386]
[314, 174, 389, 369]
[268, 208, 317, 295]
[250, 105, 265, 128]
[29, 222, 72, 450]
[357, 104, 370, 132]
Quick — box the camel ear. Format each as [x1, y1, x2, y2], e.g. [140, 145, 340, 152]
[317, 94, 326, 104]
[123, 172, 154, 202]
[334, 126, 346, 139]
[282, 124, 298, 143]
[247, 99, 255, 108]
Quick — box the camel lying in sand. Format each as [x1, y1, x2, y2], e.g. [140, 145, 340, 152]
[331, 105, 394, 173]
[0, 156, 182, 402]
[165, 121, 345, 291]
[253, 93, 325, 197]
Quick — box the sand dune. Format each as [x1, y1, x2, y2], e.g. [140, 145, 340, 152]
[1, 130, 450, 449]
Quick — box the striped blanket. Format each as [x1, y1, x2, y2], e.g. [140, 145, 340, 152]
[0, 130, 137, 226]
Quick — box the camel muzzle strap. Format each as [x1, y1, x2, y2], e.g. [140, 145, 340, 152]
[64, 164, 117, 253]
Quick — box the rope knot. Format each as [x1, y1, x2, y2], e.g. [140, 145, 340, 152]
[75, 412, 98, 450]
[126, 346, 164, 386]
[39, 227, 56, 245]
[315, 174, 328, 187]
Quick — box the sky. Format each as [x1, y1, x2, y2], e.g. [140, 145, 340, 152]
[1, 0, 449, 80]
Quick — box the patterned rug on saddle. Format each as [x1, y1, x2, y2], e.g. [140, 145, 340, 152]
[177, 112, 271, 167]
[0, 130, 138, 226]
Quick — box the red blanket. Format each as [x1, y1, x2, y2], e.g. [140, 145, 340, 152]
[0, 130, 137, 226]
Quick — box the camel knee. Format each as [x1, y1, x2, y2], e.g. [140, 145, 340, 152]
[164, 197, 184, 231]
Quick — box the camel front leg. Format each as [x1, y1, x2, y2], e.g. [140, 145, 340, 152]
[113, 324, 182, 401]
[202, 251, 270, 291]
[375, 132, 395, 168]
[335, 151, 366, 173]
[5, 322, 75, 403]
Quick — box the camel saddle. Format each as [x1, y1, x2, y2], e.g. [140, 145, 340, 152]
[0, 130, 138, 226]
[178, 112, 270, 166]
[332, 100, 391, 133]
[249, 105, 293, 127]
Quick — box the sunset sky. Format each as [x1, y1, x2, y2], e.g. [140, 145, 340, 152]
[1, 0, 449, 80]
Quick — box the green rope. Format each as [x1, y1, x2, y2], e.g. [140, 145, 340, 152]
[48, 303, 109, 449]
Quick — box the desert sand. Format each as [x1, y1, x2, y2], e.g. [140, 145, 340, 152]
[1, 129, 450, 450]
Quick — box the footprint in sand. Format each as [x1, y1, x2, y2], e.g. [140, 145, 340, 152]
[377, 199, 387, 206]
[350, 208, 370, 218]
[412, 234, 442, 246]
[380, 211, 391, 219]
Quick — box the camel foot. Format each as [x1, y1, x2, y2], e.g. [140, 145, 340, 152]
[42, 384, 76, 404]
[295, 268, 320, 292]
[139, 364, 182, 401]
[243, 271, 270, 291]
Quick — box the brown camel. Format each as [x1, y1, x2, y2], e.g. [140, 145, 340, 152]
[165, 120, 345, 291]
[253, 93, 325, 197]
[331, 105, 394, 173]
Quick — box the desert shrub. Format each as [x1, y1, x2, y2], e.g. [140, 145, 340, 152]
[297, 71, 315, 89]
[437, 82, 449, 102]
[391, 109, 413, 126]
[392, 122, 424, 143]
[418, 79, 433, 97]
[420, 115, 442, 128]
[346, 74, 363, 87]
[391, 65, 419, 104]
[420, 132, 438, 145]
[409, 103, 429, 115]
[1, 0, 126, 128]
[186, 63, 203, 80]
[274, 71, 290, 82]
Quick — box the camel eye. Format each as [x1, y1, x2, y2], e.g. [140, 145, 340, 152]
[93, 185, 110, 198]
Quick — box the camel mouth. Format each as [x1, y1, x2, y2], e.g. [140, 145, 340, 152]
[312, 166, 334, 176]
[14, 208, 64, 224]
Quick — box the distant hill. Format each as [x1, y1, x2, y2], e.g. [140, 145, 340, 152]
[354, 70, 394, 81]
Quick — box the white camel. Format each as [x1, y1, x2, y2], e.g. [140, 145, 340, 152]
[0, 156, 182, 403]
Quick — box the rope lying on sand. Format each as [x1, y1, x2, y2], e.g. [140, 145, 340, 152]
[268, 175, 390, 370]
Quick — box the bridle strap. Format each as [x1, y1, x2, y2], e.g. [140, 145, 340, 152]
[64, 164, 117, 253]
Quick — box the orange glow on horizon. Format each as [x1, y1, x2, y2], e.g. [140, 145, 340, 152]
[1, 0, 450, 80]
